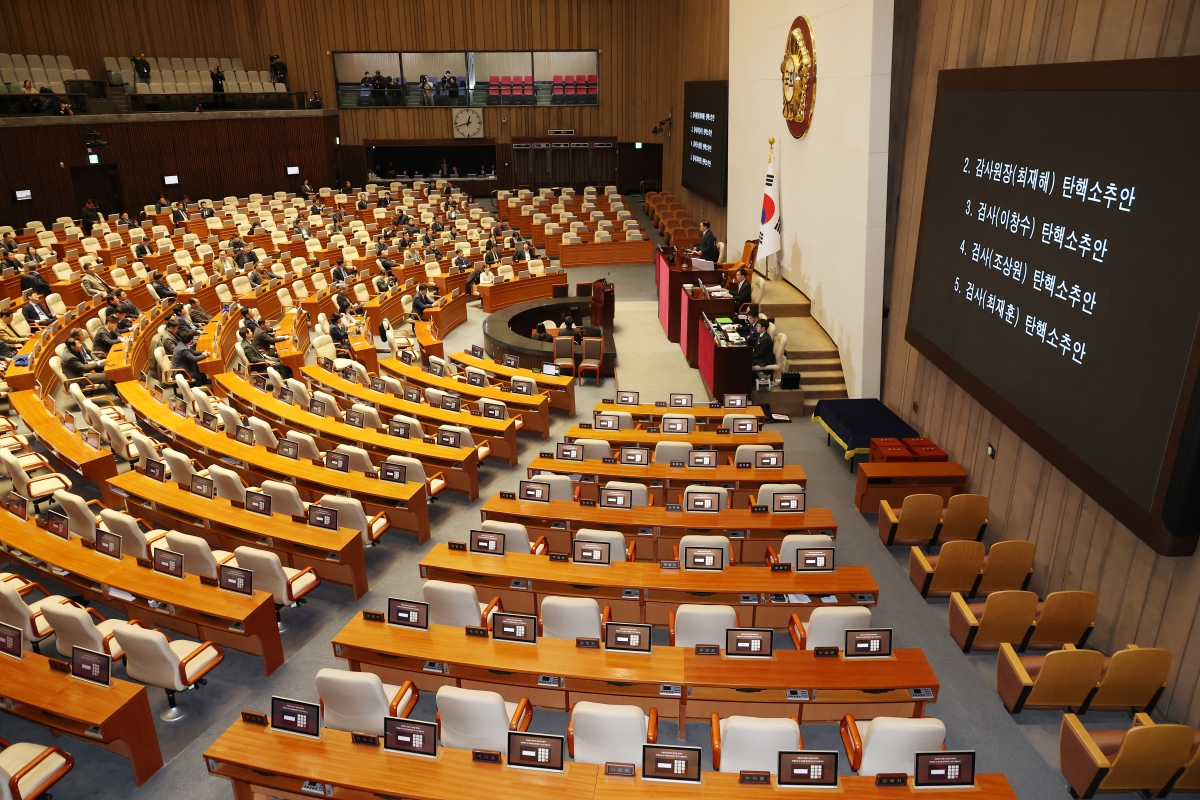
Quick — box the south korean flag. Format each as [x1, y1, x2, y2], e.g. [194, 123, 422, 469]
[757, 150, 781, 267]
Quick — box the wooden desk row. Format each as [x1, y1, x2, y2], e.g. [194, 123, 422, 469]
[0, 510, 284, 674]
[592, 401, 765, 426]
[479, 496, 837, 563]
[525, 455, 805, 509]
[478, 271, 568, 312]
[301, 365, 521, 467]
[204, 721, 1016, 800]
[564, 425, 784, 455]
[333, 617, 938, 725]
[449, 350, 576, 415]
[853, 461, 971, 512]
[381, 357, 552, 439]
[110, 471, 370, 599]
[117, 381, 432, 539]
[213, 373, 480, 501]
[558, 238, 656, 267]
[9, 390, 120, 505]
[419, 544, 877, 627]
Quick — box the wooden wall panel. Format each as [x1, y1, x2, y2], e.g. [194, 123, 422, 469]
[0, 114, 337, 228]
[883, 0, 1200, 725]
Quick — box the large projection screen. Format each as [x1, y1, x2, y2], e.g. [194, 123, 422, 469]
[905, 57, 1200, 555]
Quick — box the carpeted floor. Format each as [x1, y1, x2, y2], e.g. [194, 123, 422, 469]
[0, 199, 1143, 800]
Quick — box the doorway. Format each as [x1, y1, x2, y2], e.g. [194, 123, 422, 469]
[69, 164, 124, 219]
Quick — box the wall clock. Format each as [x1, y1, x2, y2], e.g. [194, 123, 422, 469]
[453, 108, 484, 139]
[780, 16, 817, 138]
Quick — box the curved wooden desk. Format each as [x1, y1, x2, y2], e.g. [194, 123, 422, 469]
[117, 381, 432, 539]
[448, 351, 575, 415]
[333, 617, 937, 727]
[424, 290, 469, 338]
[301, 365, 519, 466]
[525, 455, 806, 508]
[559, 238, 656, 267]
[419, 544, 877, 627]
[564, 425, 783, 454]
[213, 373, 479, 501]
[414, 321, 444, 362]
[477, 271, 569, 312]
[381, 357, 551, 439]
[479, 496, 837, 563]
[0, 649, 163, 785]
[110, 471, 369, 599]
[592, 401, 765, 426]
[0, 511, 284, 674]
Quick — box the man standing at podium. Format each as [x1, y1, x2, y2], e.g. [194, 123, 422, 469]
[697, 220, 719, 262]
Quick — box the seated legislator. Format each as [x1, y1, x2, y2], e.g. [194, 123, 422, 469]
[730, 267, 752, 306]
[751, 319, 775, 368]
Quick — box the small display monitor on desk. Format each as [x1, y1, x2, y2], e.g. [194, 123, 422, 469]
[915, 752, 975, 788]
[0, 622, 22, 659]
[573, 539, 611, 565]
[519, 480, 550, 503]
[796, 548, 835, 572]
[778, 752, 839, 788]
[385, 718, 437, 757]
[726, 628, 773, 658]
[684, 546, 724, 570]
[71, 646, 111, 687]
[96, 530, 122, 559]
[470, 529, 505, 555]
[724, 394, 748, 409]
[492, 612, 537, 644]
[616, 391, 639, 405]
[594, 413, 619, 431]
[756, 450, 784, 468]
[308, 505, 338, 531]
[669, 393, 693, 408]
[773, 492, 806, 513]
[246, 491, 272, 516]
[619, 447, 648, 466]
[605, 622, 652, 653]
[271, 697, 321, 739]
[387, 598, 429, 629]
[220, 564, 254, 595]
[507, 732, 565, 772]
[381, 462, 407, 483]
[845, 629, 893, 658]
[688, 450, 717, 468]
[599, 488, 633, 509]
[556, 443, 582, 461]
[686, 491, 721, 513]
[663, 418, 688, 434]
[642, 745, 702, 783]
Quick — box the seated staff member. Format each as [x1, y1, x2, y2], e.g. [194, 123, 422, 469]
[21, 292, 55, 328]
[239, 326, 292, 379]
[91, 314, 124, 355]
[752, 319, 775, 369]
[513, 241, 535, 263]
[151, 271, 177, 299]
[409, 284, 435, 321]
[730, 267, 752, 306]
[532, 322, 554, 343]
[0, 309, 27, 357]
[171, 331, 210, 386]
[62, 337, 110, 388]
[483, 242, 503, 267]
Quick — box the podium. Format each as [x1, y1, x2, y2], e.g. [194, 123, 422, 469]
[589, 278, 614, 328]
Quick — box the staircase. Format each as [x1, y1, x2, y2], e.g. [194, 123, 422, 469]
[756, 277, 848, 415]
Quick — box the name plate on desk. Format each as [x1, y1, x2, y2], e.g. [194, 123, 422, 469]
[739, 772, 771, 785]
[814, 647, 839, 658]
[736, 461, 752, 468]
[351, 733, 380, 747]
[362, 611, 385, 623]
[499, 492, 516, 500]
[578, 423, 593, 429]
[48, 659, 70, 674]
[876, 774, 908, 787]
[655, 401, 668, 407]
[580, 499, 597, 507]
[772, 563, 792, 572]
[646, 427, 660, 433]
[660, 560, 680, 570]
[200, 575, 219, 586]
[473, 749, 502, 764]
[665, 504, 682, 512]
[716, 428, 730, 434]
[241, 710, 269, 726]
[751, 505, 769, 513]
[576, 637, 600, 649]
[465, 626, 489, 638]
[695, 644, 720, 656]
[670, 461, 685, 467]
[539, 452, 555, 459]
[605, 763, 636, 777]
[550, 553, 569, 562]
[602, 457, 617, 464]
[448, 541, 467, 551]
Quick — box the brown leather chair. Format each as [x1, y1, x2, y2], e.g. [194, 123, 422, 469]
[931, 493, 989, 544]
[949, 590, 1037, 652]
[997, 642, 1104, 713]
[909, 540, 985, 598]
[879, 494, 942, 546]
[1059, 713, 1192, 798]
[974, 540, 1035, 597]
[1026, 590, 1098, 650]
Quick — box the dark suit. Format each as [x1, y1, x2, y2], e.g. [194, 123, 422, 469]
[92, 327, 122, 354]
[698, 229, 719, 262]
[171, 209, 188, 226]
[20, 272, 52, 297]
[62, 349, 107, 384]
[752, 332, 775, 367]
[171, 344, 208, 384]
[21, 301, 52, 326]
[134, 243, 152, 260]
[152, 279, 176, 298]
[80, 206, 102, 236]
[199, 207, 215, 218]
[731, 278, 752, 307]
[484, 250, 502, 266]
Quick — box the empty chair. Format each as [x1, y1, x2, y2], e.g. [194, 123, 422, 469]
[435, 685, 531, 751]
[577, 337, 604, 385]
[997, 643, 1106, 713]
[164, 530, 235, 579]
[387, 455, 445, 499]
[534, 472, 573, 501]
[232, 546, 321, 631]
[540, 596, 606, 640]
[840, 716, 946, 776]
[552, 336, 575, 376]
[934, 493, 990, 544]
[790, 606, 873, 650]
[676, 534, 732, 567]
[653, 440, 692, 464]
[316, 668, 416, 734]
[284, 431, 322, 460]
[0, 580, 69, 653]
[878, 493, 943, 546]
[568, 701, 657, 766]
[683, 484, 728, 511]
[481, 520, 546, 555]
[98, 508, 167, 560]
[258, 479, 309, 516]
[711, 715, 802, 773]
[1086, 645, 1172, 713]
[51, 490, 101, 542]
[247, 417, 279, 449]
[576, 438, 612, 460]
[1059, 713, 1192, 798]
[439, 424, 489, 461]
[909, 540, 986, 598]
[575, 528, 634, 561]
[112, 623, 224, 721]
[603, 480, 648, 507]
[207, 463, 248, 504]
[754, 483, 804, 510]
[669, 604, 738, 647]
[161, 448, 202, 484]
[1, 448, 70, 510]
[40, 600, 126, 661]
[597, 410, 633, 430]
[974, 539, 1036, 597]
[1026, 590, 1098, 650]
[949, 590, 1038, 652]
[318, 493, 389, 546]
[423, 580, 499, 628]
[0, 738, 73, 800]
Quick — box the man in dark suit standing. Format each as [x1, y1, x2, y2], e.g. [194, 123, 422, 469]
[80, 199, 102, 236]
[697, 220, 719, 263]
[730, 267, 752, 307]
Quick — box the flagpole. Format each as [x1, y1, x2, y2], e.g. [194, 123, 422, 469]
[766, 137, 775, 281]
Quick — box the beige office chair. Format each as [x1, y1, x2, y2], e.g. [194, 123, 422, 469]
[682, 484, 728, 511]
[676, 534, 733, 567]
[236, 538, 321, 618]
[0, 581, 69, 654]
[540, 596, 607, 640]
[653, 440, 692, 464]
[318, 494, 389, 546]
[50, 490, 102, 542]
[840, 716, 946, 775]
[576, 528, 634, 562]
[568, 702, 657, 765]
[0, 738, 74, 800]
[575, 438, 612, 460]
[97, 508, 167, 560]
[435, 686, 531, 751]
[536, 473, 575, 501]
[112, 622, 224, 721]
[164, 530, 235, 579]
[39, 601, 126, 661]
[481, 520, 546, 555]
[603, 480, 648, 507]
[669, 604, 737, 647]
[316, 668, 417, 735]
[387, 455, 445, 499]
[423, 580, 500, 628]
[768, 533, 834, 568]
[711, 715, 802, 773]
[790, 606, 873, 650]
[206, 463, 248, 504]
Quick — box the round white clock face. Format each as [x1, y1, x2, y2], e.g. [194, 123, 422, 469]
[453, 109, 483, 138]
